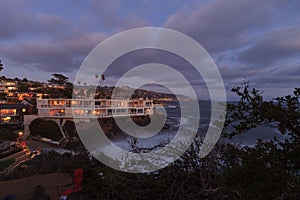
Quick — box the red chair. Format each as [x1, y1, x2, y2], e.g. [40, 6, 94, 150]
[57, 168, 84, 200]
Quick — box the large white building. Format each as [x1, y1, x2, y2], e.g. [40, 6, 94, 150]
[37, 98, 153, 118]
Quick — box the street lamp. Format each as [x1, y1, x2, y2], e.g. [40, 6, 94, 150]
[18, 131, 23, 137]
[18, 131, 23, 141]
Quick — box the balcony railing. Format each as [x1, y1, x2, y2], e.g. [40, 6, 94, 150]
[0, 113, 18, 117]
[37, 98, 153, 118]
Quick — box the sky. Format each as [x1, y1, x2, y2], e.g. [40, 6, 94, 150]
[0, 0, 299, 100]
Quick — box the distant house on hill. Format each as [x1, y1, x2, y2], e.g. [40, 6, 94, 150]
[0, 78, 18, 103]
[0, 78, 18, 93]
[0, 103, 28, 125]
[21, 100, 36, 114]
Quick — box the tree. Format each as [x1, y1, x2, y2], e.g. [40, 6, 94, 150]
[45, 74, 73, 98]
[0, 60, 3, 71]
[18, 82, 29, 92]
[48, 73, 69, 86]
[22, 77, 28, 82]
[225, 81, 299, 140]
[95, 74, 99, 86]
[3, 81, 299, 199]
[221, 82, 300, 199]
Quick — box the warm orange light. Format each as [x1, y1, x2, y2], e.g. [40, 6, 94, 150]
[18, 131, 23, 136]
[22, 108, 26, 112]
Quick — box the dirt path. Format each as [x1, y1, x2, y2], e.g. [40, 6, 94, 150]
[0, 173, 71, 200]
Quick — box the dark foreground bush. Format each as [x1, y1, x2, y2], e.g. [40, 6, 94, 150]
[0, 128, 18, 140]
[1, 84, 299, 200]
[29, 118, 62, 141]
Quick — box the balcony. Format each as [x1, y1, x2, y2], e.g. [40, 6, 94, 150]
[37, 99, 153, 118]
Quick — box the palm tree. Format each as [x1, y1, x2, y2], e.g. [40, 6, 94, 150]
[95, 74, 99, 84]
[0, 60, 3, 71]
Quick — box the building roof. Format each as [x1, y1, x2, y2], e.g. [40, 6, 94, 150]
[21, 100, 34, 107]
[0, 103, 27, 109]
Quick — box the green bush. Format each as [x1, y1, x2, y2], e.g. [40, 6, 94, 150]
[0, 158, 15, 171]
[0, 146, 22, 159]
[29, 119, 62, 141]
[63, 120, 78, 138]
[0, 128, 18, 140]
[1, 84, 299, 200]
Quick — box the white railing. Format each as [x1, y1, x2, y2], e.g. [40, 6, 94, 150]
[37, 99, 153, 118]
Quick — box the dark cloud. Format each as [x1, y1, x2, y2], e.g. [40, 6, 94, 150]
[253, 75, 299, 89]
[163, 0, 300, 99]
[87, 0, 121, 30]
[283, 66, 300, 76]
[85, 0, 148, 32]
[238, 26, 300, 66]
[0, 0, 148, 75]
[34, 12, 69, 34]
[0, 0, 31, 39]
[105, 49, 198, 81]
[0, 0, 299, 99]
[0, 0, 68, 39]
[164, 0, 286, 53]
[0, 32, 106, 72]
[219, 65, 264, 80]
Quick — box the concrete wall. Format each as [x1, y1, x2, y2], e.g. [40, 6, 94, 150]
[23, 115, 39, 139]
[23, 115, 74, 139]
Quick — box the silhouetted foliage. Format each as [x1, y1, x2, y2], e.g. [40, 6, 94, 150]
[0, 128, 18, 140]
[48, 73, 69, 86]
[29, 118, 62, 141]
[2, 83, 299, 199]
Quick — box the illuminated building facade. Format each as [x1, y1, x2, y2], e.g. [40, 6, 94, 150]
[37, 99, 153, 118]
[0, 104, 28, 125]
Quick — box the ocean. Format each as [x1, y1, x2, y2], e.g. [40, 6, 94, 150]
[111, 101, 288, 150]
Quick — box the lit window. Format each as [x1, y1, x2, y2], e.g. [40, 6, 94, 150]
[4, 116, 11, 121]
